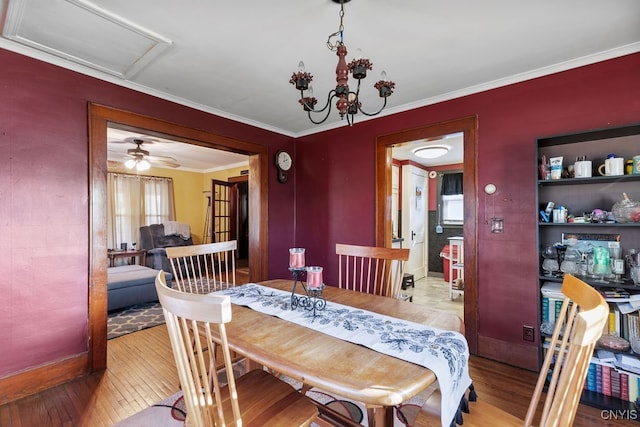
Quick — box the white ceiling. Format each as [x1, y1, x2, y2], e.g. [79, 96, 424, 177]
[106, 128, 249, 173]
[2, 0, 639, 169]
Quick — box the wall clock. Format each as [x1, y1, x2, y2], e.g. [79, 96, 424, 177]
[275, 150, 292, 183]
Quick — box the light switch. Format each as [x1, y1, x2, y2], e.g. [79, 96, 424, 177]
[491, 218, 504, 233]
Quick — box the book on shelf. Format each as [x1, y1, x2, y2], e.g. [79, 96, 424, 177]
[612, 369, 621, 399]
[622, 372, 630, 402]
[602, 365, 612, 396]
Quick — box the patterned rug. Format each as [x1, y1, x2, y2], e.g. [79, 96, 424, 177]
[107, 302, 165, 340]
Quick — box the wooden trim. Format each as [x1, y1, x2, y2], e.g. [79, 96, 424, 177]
[375, 115, 479, 355]
[0, 354, 89, 405]
[88, 103, 268, 372]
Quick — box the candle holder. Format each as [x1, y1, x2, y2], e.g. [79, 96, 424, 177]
[289, 267, 326, 316]
[296, 284, 326, 317]
[289, 267, 306, 308]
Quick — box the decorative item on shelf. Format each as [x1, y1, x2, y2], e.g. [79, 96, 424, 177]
[541, 245, 559, 277]
[633, 155, 640, 175]
[597, 154, 625, 177]
[288, 0, 395, 126]
[612, 192, 640, 223]
[574, 157, 592, 178]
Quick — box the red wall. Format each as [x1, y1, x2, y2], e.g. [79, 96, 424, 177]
[294, 53, 640, 366]
[0, 48, 295, 377]
[1, 46, 638, 379]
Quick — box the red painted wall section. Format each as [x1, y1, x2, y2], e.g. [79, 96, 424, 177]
[295, 53, 640, 358]
[0, 48, 295, 377]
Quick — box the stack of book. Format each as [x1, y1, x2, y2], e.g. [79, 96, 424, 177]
[584, 351, 640, 404]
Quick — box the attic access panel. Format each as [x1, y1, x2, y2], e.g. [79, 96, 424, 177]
[2, 0, 172, 78]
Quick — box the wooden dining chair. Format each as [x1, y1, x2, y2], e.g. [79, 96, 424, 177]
[336, 243, 410, 299]
[155, 271, 318, 427]
[414, 274, 609, 427]
[166, 240, 237, 294]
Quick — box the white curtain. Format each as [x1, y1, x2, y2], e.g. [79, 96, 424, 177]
[107, 173, 175, 249]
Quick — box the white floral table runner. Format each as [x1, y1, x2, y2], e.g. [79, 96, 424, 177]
[213, 283, 471, 426]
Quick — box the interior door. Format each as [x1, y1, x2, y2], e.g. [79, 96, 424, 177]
[401, 165, 428, 279]
[211, 180, 234, 243]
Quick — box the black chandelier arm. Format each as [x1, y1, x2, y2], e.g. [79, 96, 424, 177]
[356, 95, 389, 117]
[304, 91, 340, 125]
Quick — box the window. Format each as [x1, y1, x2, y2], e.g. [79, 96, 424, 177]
[442, 194, 464, 224]
[107, 173, 175, 249]
[440, 172, 463, 225]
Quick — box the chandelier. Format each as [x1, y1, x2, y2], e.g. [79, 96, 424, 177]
[289, 0, 395, 126]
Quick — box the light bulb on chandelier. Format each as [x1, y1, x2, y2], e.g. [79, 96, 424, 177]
[125, 158, 151, 171]
[289, 0, 395, 126]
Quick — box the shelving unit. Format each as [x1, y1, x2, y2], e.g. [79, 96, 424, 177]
[447, 236, 464, 300]
[536, 123, 640, 415]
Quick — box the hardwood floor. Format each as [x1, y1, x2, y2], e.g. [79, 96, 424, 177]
[1, 322, 632, 426]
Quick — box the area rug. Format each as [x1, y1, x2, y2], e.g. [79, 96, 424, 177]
[107, 302, 165, 340]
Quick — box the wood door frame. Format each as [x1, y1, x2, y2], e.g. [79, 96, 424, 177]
[375, 115, 478, 354]
[88, 103, 268, 371]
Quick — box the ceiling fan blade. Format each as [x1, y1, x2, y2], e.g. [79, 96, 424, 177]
[146, 154, 178, 163]
[151, 158, 181, 168]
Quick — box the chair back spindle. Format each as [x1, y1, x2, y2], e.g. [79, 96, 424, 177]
[336, 243, 410, 299]
[166, 240, 237, 294]
[155, 271, 318, 427]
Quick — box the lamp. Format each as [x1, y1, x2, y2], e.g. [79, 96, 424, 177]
[413, 146, 450, 159]
[289, 0, 395, 126]
[124, 156, 151, 171]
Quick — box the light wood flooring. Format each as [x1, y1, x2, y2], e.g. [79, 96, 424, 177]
[1, 318, 631, 425]
[401, 274, 464, 319]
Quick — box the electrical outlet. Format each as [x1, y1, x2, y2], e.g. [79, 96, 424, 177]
[523, 325, 535, 342]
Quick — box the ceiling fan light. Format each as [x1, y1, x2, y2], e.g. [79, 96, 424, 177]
[124, 159, 136, 169]
[137, 159, 151, 171]
[413, 146, 449, 159]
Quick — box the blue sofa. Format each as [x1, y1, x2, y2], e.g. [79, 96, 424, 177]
[107, 265, 172, 311]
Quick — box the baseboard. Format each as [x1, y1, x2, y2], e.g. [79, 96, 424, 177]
[0, 353, 90, 405]
[477, 334, 539, 372]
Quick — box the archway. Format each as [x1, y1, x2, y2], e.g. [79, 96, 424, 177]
[88, 103, 268, 371]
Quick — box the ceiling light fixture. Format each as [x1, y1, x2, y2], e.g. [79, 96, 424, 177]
[124, 157, 151, 171]
[289, 0, 395, 126]
[413, 146, 450, 159]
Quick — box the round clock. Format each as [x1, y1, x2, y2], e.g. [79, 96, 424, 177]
[275, 150, 292, 183]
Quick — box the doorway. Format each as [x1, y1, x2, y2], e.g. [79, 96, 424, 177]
[88, 103, 269, 371]
[401, 164, 428, 279]
[375, 115, 479, 354]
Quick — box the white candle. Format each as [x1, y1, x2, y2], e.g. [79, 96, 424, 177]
[306, 266, 323, 289]
[289, 248, 305, 268]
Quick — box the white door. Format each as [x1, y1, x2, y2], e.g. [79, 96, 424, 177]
[401, 165, 428, 279]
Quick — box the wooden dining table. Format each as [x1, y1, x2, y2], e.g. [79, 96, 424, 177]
[221, 279, 465, 427]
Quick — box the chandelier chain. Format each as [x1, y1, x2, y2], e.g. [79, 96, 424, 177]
[326, 2, 345, 51]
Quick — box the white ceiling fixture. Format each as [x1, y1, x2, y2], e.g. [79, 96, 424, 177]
[413, 145, 450, 159]
[1, 1, 639, 136]
[289, 0, 394, 127]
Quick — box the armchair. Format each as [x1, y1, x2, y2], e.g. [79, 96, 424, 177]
[139, 223, 193, 272]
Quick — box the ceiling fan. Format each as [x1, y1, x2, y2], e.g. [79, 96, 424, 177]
[110, 137, 180, 170]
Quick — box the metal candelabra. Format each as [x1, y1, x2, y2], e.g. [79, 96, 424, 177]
[289, 267, 326, 316]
